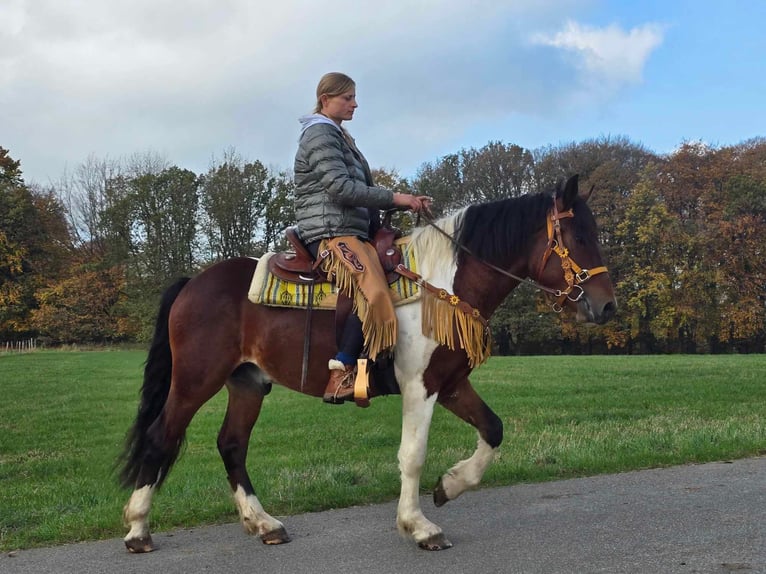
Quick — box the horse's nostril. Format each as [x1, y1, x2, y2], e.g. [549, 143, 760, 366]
[601, 301, 617, 321]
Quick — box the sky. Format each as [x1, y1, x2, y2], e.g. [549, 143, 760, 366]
[2, 0, 765, 186]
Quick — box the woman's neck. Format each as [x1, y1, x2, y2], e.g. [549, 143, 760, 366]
[319, 112, 342, 127]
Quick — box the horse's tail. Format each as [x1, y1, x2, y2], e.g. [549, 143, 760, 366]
[117, 277, 191, 489]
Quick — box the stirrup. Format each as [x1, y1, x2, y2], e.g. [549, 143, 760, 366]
[353, 358, 370, 408]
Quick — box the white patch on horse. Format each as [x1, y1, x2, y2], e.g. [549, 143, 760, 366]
[233, 485, 285, 537]
[396, 389, 441, 542]
[123, 485, 154, 542]
[394, 209, 463, 382]
[440, 438, 496, 501]
[390, 211, 467, 543]
[410, 209, 464, 289]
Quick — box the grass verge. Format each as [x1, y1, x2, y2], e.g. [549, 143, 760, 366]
[1, 351, 764, 551]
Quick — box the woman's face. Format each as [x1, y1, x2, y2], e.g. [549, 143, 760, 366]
[321, 89, 357, 124]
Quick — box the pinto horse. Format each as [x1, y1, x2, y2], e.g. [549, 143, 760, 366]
[119, 174, 616, 552]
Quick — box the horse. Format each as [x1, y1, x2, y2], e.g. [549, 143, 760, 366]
[118, 174, 617, 552]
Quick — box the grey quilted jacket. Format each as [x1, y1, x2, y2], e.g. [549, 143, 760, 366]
[294, 116, 396, 244]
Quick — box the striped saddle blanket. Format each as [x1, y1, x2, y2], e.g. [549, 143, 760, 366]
[247, 237, 421, 310]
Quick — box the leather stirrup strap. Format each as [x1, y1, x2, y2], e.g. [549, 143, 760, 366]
[300, 280, 314, 392]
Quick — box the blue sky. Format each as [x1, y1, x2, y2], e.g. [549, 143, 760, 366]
[2, 0, 765, 184]
[444, 0, 766, 161]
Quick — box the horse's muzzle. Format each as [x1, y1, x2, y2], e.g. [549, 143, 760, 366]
[577, 297, 617, 325]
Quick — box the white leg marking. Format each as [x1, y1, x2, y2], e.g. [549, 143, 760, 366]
[390, 214, 462, 544]
[396, 386, 442, 542]
[123, 485, 154, 542]
[233, 485, 284, 536]
[440, 436, 496, 501]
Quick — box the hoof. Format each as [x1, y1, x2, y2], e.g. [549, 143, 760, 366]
[433, 477, 449, 507]
[261, 526, 291, 545]
[417, 532, 453, 551]
[125, 535, 154, 553]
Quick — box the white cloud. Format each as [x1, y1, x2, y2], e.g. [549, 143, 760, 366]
[532, 20, 664, 90]
[1, 2, 665, 183]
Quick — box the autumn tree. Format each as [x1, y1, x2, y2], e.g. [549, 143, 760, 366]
[0, 228, 25, 337]
[199, 151, 270, 260]
[260, 170, 296, 253]
[533, 136, 657, 249]
[30, 264, 133, 344]
[0, 148, 26, 337]
[459, 141, 535, 202]
[413, 152, 463, 217]
[414, 142, 536, 217]
[653, 143, 728, 351]
[705, 140, 766, 350]
[611, 175, 679, 352]
[130, 166, 199, 281]
[0, 148, 72, 339]
[2, 134, 761, 352]
[57, 155, 124, 258]
[367, 167, 415, 232]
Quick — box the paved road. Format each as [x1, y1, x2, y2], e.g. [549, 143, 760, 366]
[3, 457, 764, 574]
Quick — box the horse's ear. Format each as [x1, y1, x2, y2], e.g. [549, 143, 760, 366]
[559, 174, 579, 210]
[580, 183, 595, 203]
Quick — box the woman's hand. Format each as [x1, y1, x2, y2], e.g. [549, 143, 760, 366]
[393, 193, 433, 214]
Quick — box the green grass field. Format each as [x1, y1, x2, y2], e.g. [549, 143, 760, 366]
[1, 351, 764, 551]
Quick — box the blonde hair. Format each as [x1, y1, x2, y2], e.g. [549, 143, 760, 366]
[313, 72, 355, 113]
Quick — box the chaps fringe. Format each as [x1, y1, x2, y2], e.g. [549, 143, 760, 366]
[320, 236, 490, 366]
[321, 239, 397, 361]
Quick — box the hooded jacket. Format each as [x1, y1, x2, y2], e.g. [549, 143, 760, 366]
[294, 114, 396, 244]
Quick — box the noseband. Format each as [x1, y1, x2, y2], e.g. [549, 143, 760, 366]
[536, 199, 609, 312]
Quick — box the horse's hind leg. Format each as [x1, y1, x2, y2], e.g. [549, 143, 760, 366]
[123, 385, 210, 553]
[123, 486, 156, 552]
[217, 363, 290, 545]
[432, 377, 503, 506]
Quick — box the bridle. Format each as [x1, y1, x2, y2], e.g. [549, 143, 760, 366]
[419, 195, 609, 313]
[535, 198, 609, 312]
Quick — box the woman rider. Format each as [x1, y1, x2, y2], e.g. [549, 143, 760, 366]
[294, 72, 430, 405]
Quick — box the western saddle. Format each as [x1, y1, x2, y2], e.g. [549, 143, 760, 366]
[268, 220, 405, 406]
[268, 225, 403, 285]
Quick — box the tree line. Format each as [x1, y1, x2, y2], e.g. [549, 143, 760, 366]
[1, 136, 764, 354]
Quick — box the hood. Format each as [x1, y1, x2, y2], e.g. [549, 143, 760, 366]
[298, 114, 341, 138]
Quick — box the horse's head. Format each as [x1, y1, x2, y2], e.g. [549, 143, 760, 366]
[533, 174, 617, 325]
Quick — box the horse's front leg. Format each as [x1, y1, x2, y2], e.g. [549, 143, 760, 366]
[395, 383, 452, 550]
[433, 377, 503, 506]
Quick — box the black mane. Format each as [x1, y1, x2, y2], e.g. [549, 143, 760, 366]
[452, 180, 601, 268]
[454, 193, 553, 265]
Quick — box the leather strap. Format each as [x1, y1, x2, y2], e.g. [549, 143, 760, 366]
[394, 264, 489, 327]
[300, 281, 314, 392]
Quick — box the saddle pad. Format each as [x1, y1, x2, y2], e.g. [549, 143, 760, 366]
[248, 238, 420, 310]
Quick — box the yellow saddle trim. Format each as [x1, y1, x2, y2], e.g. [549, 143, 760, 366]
[247, 238, 420, 310]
